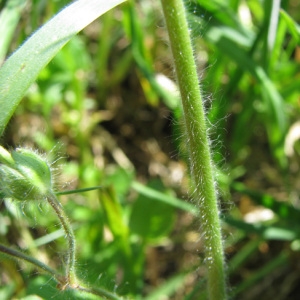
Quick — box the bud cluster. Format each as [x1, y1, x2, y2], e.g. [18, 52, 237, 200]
[0, 146, 52, 201]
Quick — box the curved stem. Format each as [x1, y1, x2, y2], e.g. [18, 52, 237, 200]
[0, 243, 124, 300]
[160, 0, 227, 299]
[46, 192, 77, 286]
[77, 285, 123, 300]
[0, 243, 61, 280]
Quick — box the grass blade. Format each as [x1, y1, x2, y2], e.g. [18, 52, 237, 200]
[131, 181, 196, 215]
[0, 0, 126, 137]
[0, 0, 27, 64]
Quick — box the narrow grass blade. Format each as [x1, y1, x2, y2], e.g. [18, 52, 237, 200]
[144, 272, 188, 300]
[131, 181, 196, 215]
[232, 182, 300, 221]
[230, 251, 289, 297]
[0, 0, 27, 64]
[55, 186, 103, 196]
[280, 9, 300, 41]
[225, 216, 300, 241]
[99, 186, 130, 256]
[0, 0, 126, 137]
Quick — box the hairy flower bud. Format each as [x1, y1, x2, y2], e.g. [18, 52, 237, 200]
[0, 147, 52, 201]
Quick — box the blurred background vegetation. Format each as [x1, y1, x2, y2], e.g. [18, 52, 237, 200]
[1, 0, 300, 299]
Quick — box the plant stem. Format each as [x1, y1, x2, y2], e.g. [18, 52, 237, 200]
[55, 185, 103, 195]
[47, 192, 77, 286]
[77, 285, 123, 300]
[0, 243, 124, 300]
[0, 243, 61, 279]
[160, 0, 227, 299]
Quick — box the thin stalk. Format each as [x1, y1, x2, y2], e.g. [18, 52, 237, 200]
[0, 243, 61, 280]
[77, 285, 123, 300]
[0, 243, 124, 300]
[46, 192, 77, 286]
[160, 0, 227, 299]
[55, 186, 103, 195]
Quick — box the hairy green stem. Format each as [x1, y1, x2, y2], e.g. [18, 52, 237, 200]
[160, 0, 227, 299]
[0, 243, 61, 279]
[47, 192, 77, 286]
[0, 243, 123, 300]
[77, 285, 123, 300]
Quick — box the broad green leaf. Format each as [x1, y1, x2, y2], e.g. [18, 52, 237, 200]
[0, 0, 126, 137]
[129, 180, 176, 240]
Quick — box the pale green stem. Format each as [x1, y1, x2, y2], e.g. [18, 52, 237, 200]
[0, 243, 123, 300]
[77, 285, 123, 300]
[47, 192, 77, 286]
[0, 243, 61, 280]
[160, 0, 227, 299]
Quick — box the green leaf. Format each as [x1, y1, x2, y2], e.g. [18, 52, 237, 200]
[99, 186, 130, 256]
[225, 216, 300, 241]
[144, 272, 189, 300]
[129, 180, 176, 240]
[131, 180, 196, 215]
[192, 0, 254, 39]
[102, 167, 134, 197]
[26, 275, 99, 300]
[0, 0, 126, 137]
[0, 282, 15, 300]
[99, 186, 128, 238]
[206, 26, 286, 130]
[280, 9, 300, 42]
[0, 0, 27, 63]
[55, 186, 103, 196]
[231, 182, 300, 221]
[231, 251, 289, 297]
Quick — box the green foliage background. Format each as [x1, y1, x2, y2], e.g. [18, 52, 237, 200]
[1, 0, 300, 299]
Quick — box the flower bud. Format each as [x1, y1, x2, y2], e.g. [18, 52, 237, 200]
[0, 147, 52, 201]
